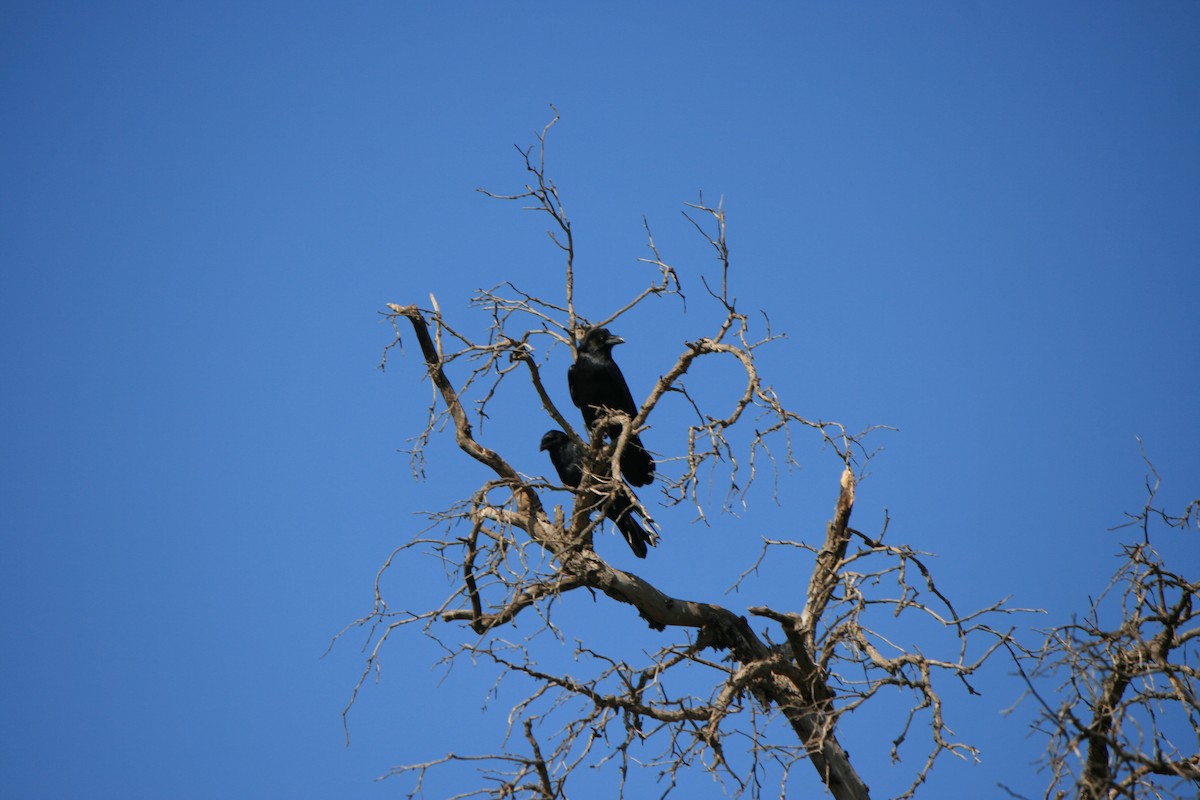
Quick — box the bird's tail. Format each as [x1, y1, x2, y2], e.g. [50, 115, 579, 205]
[611, 505, 658, 559]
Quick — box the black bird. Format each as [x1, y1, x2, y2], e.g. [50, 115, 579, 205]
[567, 327, 655, 486]
[539, 429, 657, 558]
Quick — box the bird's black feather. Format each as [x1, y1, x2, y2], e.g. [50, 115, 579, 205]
[567, 327, 655, 486]
[539, 429, 657, 559]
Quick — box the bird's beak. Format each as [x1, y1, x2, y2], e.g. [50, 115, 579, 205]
[607, 335, 625, 346]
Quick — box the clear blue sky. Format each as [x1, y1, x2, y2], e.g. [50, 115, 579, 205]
[2, 3, 1197, 798]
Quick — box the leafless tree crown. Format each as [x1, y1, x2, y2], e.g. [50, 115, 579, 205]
[1008, 449, 1199, 800]
[329, 112, 1163, 800]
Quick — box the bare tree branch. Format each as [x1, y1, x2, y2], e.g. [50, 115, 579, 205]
[1011, 451, 1199, 800]
[344, 115, 1025, 800]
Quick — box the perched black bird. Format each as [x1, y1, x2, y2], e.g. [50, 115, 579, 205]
[567, 327, 655, 486]
[539, 429, 657, 558]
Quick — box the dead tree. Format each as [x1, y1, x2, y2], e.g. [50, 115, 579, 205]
[342, 112, 1018, 799]
[1010, 450, 1199, 800]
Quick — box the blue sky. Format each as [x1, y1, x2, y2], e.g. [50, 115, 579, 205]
[2, 3, 1197, 798]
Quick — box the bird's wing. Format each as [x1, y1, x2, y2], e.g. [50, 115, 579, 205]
[560, 439, 585, 486]
[606, 360, 640, 418]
